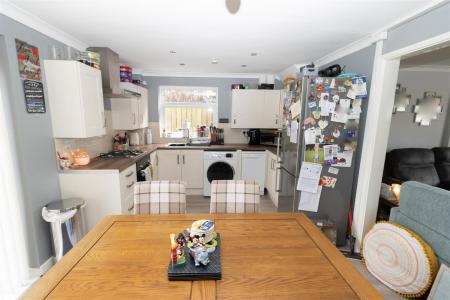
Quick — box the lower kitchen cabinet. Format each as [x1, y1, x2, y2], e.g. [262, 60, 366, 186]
[150, 151, 158, 180]
[266, 150, 279, 207]
[59, 164, 137, 231]
[155, 149, 204, 190]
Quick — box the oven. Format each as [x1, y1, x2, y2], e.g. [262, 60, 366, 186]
[136, 154, 151, 182]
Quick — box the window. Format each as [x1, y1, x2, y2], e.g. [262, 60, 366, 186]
[158, 86, 218, 137]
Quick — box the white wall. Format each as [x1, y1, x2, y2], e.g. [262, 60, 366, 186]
[387, 69, 450, 150]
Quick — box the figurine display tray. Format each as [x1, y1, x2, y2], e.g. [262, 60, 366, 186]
[168, 233, 221, 281]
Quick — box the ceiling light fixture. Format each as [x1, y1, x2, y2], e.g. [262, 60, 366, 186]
[179, 63, 185, 66]
[241, 64, 247, 67]
[225, 0, 241, 14]
[250, 52, 257, 56]
[211, 59, 219, 64]
[169, 50, 176, 54]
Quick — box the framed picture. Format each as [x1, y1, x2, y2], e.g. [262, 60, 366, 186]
[428, 264, 450, 300]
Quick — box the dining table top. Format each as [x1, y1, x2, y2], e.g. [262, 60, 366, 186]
[23, 213, 382, 300]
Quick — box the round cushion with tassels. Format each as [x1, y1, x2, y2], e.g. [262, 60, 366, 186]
[362, 222, 438, 298]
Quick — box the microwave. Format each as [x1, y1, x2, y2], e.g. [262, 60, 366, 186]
[260, 129, 280, 146]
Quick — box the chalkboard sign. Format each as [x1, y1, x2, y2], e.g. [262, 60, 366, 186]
[23, 80, 46, 113]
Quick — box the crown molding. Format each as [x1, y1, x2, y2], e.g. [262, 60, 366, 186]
[400, 65, 450, 72]
[140, 72, 264, 79]
[0, 0, 88, 50]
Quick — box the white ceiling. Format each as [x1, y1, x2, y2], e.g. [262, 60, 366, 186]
[7, 0, 434, 74]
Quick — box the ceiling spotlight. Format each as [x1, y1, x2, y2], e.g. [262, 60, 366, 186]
[250, 52, 257, 56]
[179, 63, 185, 66]
[241, 64, 247, 67]
[211, 59, 219, 64]
[169, 50, 176, 54]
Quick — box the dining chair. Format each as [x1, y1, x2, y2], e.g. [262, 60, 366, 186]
[134, 180, 186, 214]
[210, 180, 260, 213]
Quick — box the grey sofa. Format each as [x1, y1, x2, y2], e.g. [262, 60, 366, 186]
[390, 181, 450, 266]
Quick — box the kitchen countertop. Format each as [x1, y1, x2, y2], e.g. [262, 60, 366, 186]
[63, 144, 278, 173]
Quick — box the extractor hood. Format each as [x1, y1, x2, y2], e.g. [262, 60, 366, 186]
[87, 47, 140, 98]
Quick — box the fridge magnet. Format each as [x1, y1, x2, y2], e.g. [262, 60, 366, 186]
[324, 85, 330, 92]
[344, 141, 357, 151]
[308, 101, 317, 108]
[308, 94, 315, 101]
[344, 79, 352, 87]
[351, 76, 367, 98]
[318, 120, 329, 130]
[304, 144, 324, 164]
[328, 167, 339, 175]
[324, 78, 331, 85]
[330, 107, 348, 123]
[320, 176, 337, 188]
[316, 84, 324, 92]
[332, 128, 341, 138]
[332, 150, 353, 167]
[303, 117, 316, 126]
[312, 110, 321, 120]
[338, 85, 347, 93]
[297, 162, 323, 193]
[332, 95, 340, 102]
[320, 93, 330, 101]
[323, 144, 339, 165]
[298, 186, 322, 212]
[330, 78, 336, 89]
[345, 129, 357, 139]
[348, 106, 362, 119]
[318, 136, 324, 143]
[315, 77, 324, 84]
[353, 99, 362, 107]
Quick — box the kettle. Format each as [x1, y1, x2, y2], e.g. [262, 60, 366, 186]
[248, 129, 261, 145]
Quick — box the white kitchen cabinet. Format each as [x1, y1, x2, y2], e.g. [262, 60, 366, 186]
[110, 83, 148, 130]
[44, 60, 106, 138]
[59, 164, 137, 231]
[231, 89, 281, 129]
[157, 150, 181, 180]
[266, 150, 279, 207]
[155, 149, 204, 190]
[180, 150, 204, 189]
[241, 151, 266, 195]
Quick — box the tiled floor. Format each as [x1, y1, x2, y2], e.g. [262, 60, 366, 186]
[186, 193, 278, 213]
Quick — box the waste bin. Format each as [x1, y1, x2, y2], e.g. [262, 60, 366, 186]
[42, 198, 87, 261]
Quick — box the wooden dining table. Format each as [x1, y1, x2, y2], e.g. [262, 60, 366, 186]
[23, 213, 382, 299]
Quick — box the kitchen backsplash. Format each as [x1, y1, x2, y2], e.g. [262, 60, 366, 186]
[54, 112, 249, 159]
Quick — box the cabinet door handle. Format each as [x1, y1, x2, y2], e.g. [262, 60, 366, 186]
[182, 154, 185, 164]
[133, 113, 136, 125]
[102, 111, 106, 128]
[156, 155, 158, 166]
[125, 171, 134, 178]
[233, 119, 236, 124]
[275, 168, 281, 193]
[126, 181, 135, 189]
[177, 154, 180, 164]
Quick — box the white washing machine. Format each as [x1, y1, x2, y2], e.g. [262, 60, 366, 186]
[203, 151, 239, 196]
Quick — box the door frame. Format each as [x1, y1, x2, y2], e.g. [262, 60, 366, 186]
[352, 31, 450, 250]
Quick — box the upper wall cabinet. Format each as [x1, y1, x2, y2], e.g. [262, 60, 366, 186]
[44, 60, 106, 138]
[231, 89, 282, 129]
[110, 82, 148, 130]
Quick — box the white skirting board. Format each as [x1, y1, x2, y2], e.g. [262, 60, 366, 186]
[28, 256, 54, 279]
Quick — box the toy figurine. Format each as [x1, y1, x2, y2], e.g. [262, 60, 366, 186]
[170, 233, 186, 266]
[188, 233, 210, 266]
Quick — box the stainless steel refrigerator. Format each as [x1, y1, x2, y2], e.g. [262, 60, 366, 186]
[277, 76, 366, 246]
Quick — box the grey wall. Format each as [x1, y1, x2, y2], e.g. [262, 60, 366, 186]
[387, 70, 450, 150]
[143, 76, 281, 122]
[321, 44, 377, 208]
[383, 2, 450, 54]
[0, 14, 64, 267]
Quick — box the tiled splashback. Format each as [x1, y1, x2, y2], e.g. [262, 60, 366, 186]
[55, 112, 249, 159]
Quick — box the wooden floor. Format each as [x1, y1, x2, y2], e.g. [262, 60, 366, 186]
[186, 194, 278, 213]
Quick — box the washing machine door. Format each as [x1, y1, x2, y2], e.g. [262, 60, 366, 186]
[207, 161, 235, 182]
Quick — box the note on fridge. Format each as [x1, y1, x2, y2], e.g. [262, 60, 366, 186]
[290, 120, 298, 143]
[297, 162, 322, 193]
[298, 186, 322, 212]
[304, 127, 316, 145]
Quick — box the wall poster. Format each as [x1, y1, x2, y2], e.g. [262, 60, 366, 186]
[15, 39, 46, 113]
